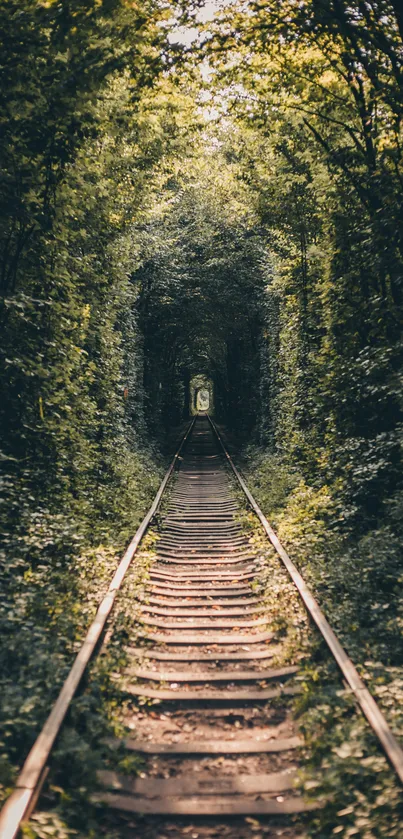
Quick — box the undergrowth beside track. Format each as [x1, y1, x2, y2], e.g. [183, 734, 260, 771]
[0, 447, 163, 838]
[21, 528, 162, 839]
[241, 446, 403, 839]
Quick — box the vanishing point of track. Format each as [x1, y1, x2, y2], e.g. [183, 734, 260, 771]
[1, 415, 403, 837]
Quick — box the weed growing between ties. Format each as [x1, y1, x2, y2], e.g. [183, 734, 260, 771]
[242, 446, 403, 838]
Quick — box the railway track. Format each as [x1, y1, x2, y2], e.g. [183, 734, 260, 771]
[1, 415, 403, 837]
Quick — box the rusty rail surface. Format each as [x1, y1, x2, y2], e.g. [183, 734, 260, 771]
[0, 418, 196, 839]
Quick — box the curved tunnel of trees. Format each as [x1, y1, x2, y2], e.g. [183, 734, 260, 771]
[1, 1, 403, 833]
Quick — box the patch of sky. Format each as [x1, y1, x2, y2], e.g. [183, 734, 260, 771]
[167, 1, 234, 47]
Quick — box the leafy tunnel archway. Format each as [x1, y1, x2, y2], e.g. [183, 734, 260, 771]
[135, 149, 268, 439]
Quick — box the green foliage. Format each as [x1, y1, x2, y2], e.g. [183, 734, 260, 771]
[199, 0, 403, 505]
[0, 0, 172, 823]
[2, 1, 403, 836]
[243, 450, 403, 836]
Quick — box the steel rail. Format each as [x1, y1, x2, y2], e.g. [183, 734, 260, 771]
[0, 417, 196, 839]
[208, 414, 403, 786]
